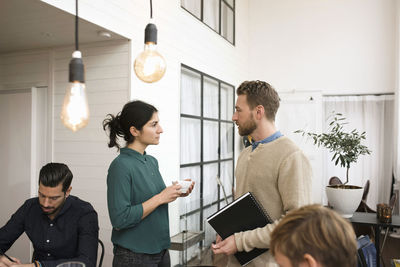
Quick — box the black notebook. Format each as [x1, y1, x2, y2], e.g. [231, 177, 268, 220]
[207, 192, 273, 266]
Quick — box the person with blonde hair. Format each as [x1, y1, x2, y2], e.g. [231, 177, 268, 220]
[212, 80, 312, 266]
[270, 204, 357, 267]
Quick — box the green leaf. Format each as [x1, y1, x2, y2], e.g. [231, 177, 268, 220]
[293, 110, 371, 176]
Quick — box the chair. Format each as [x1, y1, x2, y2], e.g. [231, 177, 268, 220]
[330, 177, 398, 266]
[380, 193, 397, 253]
[356, 180, 375, 213]
[98, 239, 104, 267]
[329, 176, 342, 186]
[354, 181, 397, 242]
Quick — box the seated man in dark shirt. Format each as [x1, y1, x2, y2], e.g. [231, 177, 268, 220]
[0, 162, 99, 267]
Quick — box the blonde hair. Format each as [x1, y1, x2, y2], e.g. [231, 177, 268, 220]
[270, 204, 357, 267]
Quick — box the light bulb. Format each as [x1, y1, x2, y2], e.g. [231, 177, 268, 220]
[61, 81, 89, 132]
[61, 51, 89, 132]
[134, 22, 166, 83]
[134, 43, 166, 83]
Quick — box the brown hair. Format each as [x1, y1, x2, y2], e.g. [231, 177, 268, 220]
[270, 204, 357, 267]
[236, 80, 280, 121]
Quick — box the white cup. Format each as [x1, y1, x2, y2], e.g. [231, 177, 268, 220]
[175, 180, 192, 193]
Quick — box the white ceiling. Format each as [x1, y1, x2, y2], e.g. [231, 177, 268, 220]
[0, 0, 127, 53]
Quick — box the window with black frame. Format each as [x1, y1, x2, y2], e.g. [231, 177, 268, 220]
[181, 0, 235, 44]
[180, 65, 235, 253]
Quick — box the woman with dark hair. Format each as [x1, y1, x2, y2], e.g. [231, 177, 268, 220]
[103, 100, 194, 267]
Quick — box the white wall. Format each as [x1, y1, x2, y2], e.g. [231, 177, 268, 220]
[52, 40, 130, 266]
[39, 1, 250, 265]
[0, 40, 130, 266]
[0, 91, 32, 263]
[248, 0, 396, 94]
[11, 0, 396, 264]
[247, 0, 398, 206]
[42, 0, 249, 253]
[0, 50, 49, 90]
[129, 2, 250, 250]
[2, 0, 398, 264]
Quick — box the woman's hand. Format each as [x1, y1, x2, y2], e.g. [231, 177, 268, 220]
[142, 184, 182, 219]
[157, 184, 182, 204]
[180, 179, 195, 197]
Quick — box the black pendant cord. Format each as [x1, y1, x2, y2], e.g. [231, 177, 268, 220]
[150, 0, 153, 19]
[75, 0, 79, 51]
[69, 0, 84, 83]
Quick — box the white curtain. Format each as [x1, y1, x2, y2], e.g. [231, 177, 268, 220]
[181, 0, 201, 18]
[221, 83, 234, 120]
[203, 77, 219, 119]
[275, 92, 324, 204]
[180, 68, 235, 253]
[179, 68, 218, 247]
[221, 2, 234, 42]
[323, 95, 394, 208]
[181, 68, 201, 116]
[203, 0, 219, 31]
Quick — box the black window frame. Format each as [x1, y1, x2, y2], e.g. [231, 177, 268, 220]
[179, 63, 236, 235]
[181, 0, 236, 45]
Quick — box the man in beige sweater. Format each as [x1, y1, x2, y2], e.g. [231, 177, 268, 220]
[212, 80, 312, 266]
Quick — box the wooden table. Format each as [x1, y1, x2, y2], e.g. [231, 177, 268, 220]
[350, 212, 400, 267]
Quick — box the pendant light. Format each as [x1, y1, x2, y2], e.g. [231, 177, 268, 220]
[134, 0, 166, 83]
[61, 0, 89, 132]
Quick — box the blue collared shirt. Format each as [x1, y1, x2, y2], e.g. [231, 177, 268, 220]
[251, 131, 283, 151]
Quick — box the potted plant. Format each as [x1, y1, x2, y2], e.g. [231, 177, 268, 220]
[295, 112, 371, 217]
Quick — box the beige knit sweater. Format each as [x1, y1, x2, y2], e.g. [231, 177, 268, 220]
[228, 136, 312, 267]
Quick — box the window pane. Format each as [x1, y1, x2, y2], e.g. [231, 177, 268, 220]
[181, 117, 201, 164]
[203, 0, 219, 32]
[179, 166, 200, 214]
[179, 212, 200, 260]
[181, 0, 201, 19]
[203, 77, 219, 119]
[181, 67, 201, 116]
[203, 163, 219, 205]
[220, 160, 233, 198]
[203, 120, 219, 161]
[221, 2, 234, 43]
[224, 0, 234, 8]
[204, 205, 218, 245]
[221, 122, 234, 159]
[221, 83, 234, 120]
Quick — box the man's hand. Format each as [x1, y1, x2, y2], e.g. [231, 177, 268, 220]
[211, 235, 238, 255]
[0, 255, 21, 267]
[216, 234, 222, 244]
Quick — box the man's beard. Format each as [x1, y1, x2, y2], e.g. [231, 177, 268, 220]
[238, 114, 257, 136]
[41, 197, 66, 216]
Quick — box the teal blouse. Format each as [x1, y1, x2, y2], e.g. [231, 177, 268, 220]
[107, 147, 170, 254]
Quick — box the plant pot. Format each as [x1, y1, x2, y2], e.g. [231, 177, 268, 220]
[326, 184, 363, 218]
